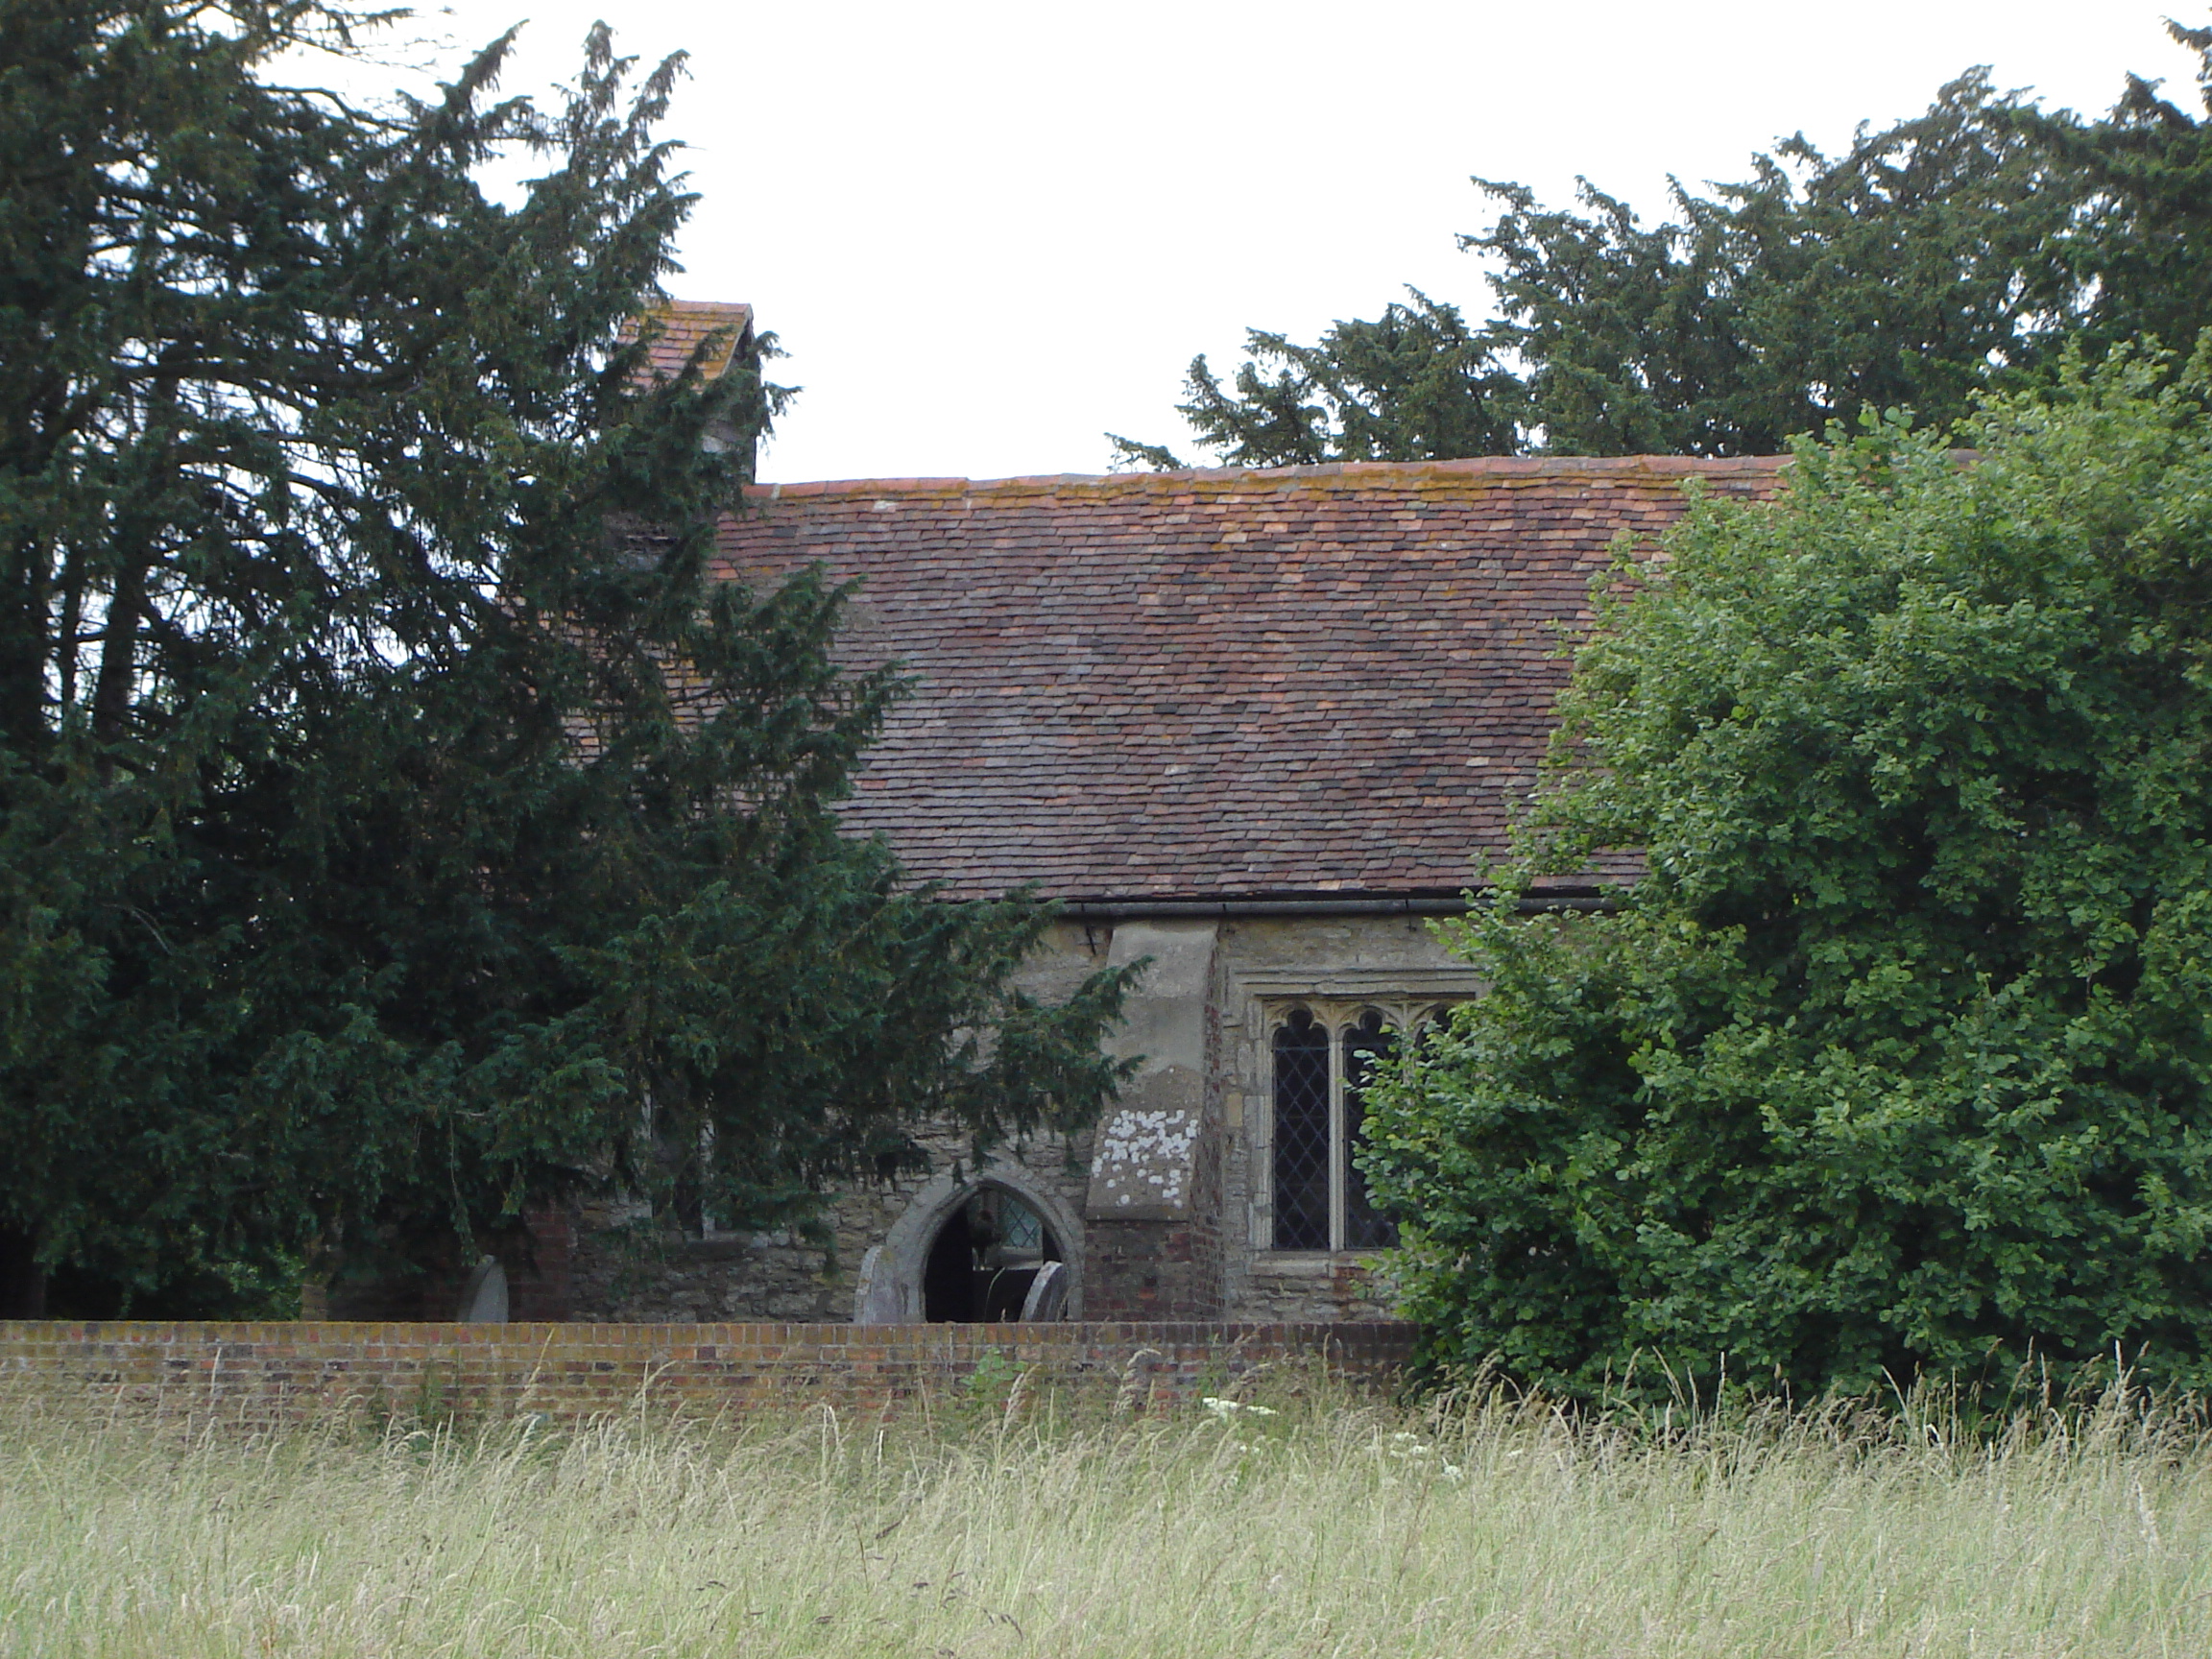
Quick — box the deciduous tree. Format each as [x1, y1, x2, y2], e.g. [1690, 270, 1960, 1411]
[1362, 357, 2212, 1398]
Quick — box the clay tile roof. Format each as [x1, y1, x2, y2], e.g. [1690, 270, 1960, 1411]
[714, 456, 1788, 902]
[626, 300, 755, 382]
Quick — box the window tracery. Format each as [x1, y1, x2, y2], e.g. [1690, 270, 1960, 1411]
[1265, 999, 1450, 1252]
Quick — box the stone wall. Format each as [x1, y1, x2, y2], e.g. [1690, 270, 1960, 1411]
[563, 1125, 1093, 1325]
[331, 915, 1473, 1329]
[1079, 921, 1227, 1318]
[544, 923, 1113, 1326]
[0, 1320, 1415, 1426]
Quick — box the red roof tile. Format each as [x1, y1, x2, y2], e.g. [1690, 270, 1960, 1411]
[625, 300, 755, 383]
[714, 457, 1787, 901]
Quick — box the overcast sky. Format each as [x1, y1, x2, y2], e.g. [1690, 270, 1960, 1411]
[358, 3, 2204, 483]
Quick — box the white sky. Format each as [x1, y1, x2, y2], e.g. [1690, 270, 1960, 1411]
[353, 3, 2204, 483]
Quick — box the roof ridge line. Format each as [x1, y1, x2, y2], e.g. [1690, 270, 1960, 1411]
[748, 454, 1791, 500]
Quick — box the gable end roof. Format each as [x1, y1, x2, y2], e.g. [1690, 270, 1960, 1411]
[628, 300, 756, 383]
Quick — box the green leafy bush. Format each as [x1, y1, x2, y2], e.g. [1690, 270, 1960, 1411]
[1363, 353, 2212, 1399]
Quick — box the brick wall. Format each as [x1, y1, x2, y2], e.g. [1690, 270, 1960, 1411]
[1082, 1212, 1233, 1320]
[0, 1320, 1414, 1427]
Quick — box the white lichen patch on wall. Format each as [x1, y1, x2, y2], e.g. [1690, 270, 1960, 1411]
[1092, 1107, 1200, 1209]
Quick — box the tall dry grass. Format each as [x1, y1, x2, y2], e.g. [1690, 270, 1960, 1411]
[6, 1365, 2212, 1657]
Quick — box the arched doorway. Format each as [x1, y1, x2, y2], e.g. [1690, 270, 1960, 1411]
[854, 1165, 1085, 1323]
[921, 1186, 1064, 1322]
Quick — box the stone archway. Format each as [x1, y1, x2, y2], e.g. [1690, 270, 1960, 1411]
[854, 1164, 1085, 1323]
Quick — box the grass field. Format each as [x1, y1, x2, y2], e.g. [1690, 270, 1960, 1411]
[6, 1367, 2212, 1657]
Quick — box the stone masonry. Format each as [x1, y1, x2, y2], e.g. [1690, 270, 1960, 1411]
[382, 343, 1794, 1337]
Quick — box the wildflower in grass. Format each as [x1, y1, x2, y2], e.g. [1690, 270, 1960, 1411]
[1200, 1397, 1277, 1420]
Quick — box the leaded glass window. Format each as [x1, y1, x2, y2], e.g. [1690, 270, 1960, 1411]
[1341, 1010, 1399, 1250]
[1271, 1009, 1333, 1251]
[1266, 1000, 1443, 1252]
[998, 1197, 1044, 1258]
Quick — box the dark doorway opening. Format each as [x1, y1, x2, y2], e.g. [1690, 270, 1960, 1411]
[921, 1188, 1063, 1322]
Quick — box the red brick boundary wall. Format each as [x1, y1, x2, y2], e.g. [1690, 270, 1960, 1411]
[0, 1321, 1414, 1426]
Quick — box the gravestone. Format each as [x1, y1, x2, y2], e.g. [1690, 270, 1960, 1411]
[1020, 1260, 1069, 1322]
[457, 1256, 509, 1323]
[854, 1244, 908, 1324]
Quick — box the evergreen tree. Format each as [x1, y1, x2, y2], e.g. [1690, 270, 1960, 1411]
[1471, 68, 2069, 456]
[2023, 19, 2212, 365]
[1108, 289, 1526, 469]
[0, 1, 1133, 1316]
[1116, 15, 2212, 466]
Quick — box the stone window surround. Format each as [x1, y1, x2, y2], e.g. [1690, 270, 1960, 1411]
[1230, 968, 1483, 1262]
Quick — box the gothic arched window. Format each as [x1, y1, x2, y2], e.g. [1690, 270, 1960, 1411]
[1340, 1009, 1398, 1250]
[1268, 1002, 1412, 1252]
[1270, 1008, 1332, 1251]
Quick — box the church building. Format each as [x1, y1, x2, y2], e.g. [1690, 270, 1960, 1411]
[538, 305, 1788, 1326]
